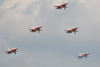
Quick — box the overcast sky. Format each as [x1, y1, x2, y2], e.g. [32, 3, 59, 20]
[0, 0, 100, 67]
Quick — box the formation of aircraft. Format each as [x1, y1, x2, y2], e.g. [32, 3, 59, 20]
[4, 2, 90, 60]
[28, 26, 42, 33]
[54, 3, 68, 10]
[65, 27, 78, 34]
[77, 52, 90, 59]
[4, 48, 18, 55]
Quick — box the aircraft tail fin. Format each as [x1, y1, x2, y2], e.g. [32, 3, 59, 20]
[58, 4, 60, 6]
[54, 4, 60, 7]
[8, 48, 10, 51]
[79, 53, 81, 56]
[68, 28, 70, 30]
[32, 27, 34, 29]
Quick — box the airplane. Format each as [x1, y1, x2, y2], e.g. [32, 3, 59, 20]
[4, 48, 18, 55]
[77, 52, 90, 59]
[65, 27, 78, 34]
[28, 26, 42, 33]
[54, 3, 68, 10]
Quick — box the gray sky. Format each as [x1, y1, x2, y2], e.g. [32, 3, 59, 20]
[0, 0, 100, 67]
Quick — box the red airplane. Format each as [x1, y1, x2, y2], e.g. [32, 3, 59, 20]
[54, 3, 68, 10]
[65, 27, 78, 34]
[4, 48, 18, 55]
[28, 26, 42, 33]
[77, 52, 90, 59]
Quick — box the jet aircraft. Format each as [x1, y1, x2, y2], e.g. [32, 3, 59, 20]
[29, 26, 42, 33]
[54, 3, 68, 10]
[65, 27, 78, 34]
[77, 52, 90, 59]
[4, 48, 18, 55]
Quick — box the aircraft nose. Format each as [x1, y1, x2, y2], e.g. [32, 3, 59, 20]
[87, 52, 90, 54]
[66, 3, 68, 4]
[76, 27, 79, 29]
